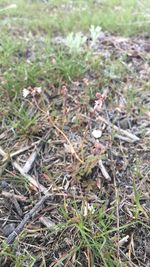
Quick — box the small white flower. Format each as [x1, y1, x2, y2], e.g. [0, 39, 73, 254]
[87, 203, 95, 214]
[92, 129, 102, 139]
[23, 88, 30, 98]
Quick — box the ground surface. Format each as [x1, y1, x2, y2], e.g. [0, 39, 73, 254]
[0, 1, 150, 267]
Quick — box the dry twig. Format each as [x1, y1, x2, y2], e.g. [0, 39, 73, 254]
[1, 191, 27, 202]
[12, 161, 48, 193]
[97, 115, 140, 142]
[6, 194, 50, 244]
[99, 160, 111, 181]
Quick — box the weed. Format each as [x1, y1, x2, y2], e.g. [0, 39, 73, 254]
[64, 32, 87, 54]
[89, 24, 102, 47]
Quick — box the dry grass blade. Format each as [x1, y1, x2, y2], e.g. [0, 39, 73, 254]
[0, 147, 7, 157]
[118, 235, 130, 247]
[48, 117, 84, 164]
[115, 134, 136, 143]
[12, 161, 48, 194]
[10, 141, 40, 158]
[0, 141, 40, 162]
[0, 4, 17, 12]
[23, 130, 51, 173]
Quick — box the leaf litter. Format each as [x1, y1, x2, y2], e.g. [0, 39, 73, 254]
[0, 30, 150, 266]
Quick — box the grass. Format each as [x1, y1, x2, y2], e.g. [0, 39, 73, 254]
[1, 0, 150, 36]
[0, 0, 150, 266]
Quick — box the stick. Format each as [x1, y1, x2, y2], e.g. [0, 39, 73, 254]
[114, 134, 135, 143]
[10, 141, 40, 158]
[22, 130, 51, 174]
[6, 194, 50, 244]
[99, 160, 111, 181]
[5, 190, 105, 244]
[23, 150, 38, 173]
[1, 191, 27, 202]
[12, 161, 48, 194]
[0, 141, 40, 162]
[97, 116, 140, 142]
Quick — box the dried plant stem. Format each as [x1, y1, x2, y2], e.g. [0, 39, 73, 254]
[12, 161, 48, 194]
[99, 160, 111, 181]
[33, 97, 84, 164]
[1, 191, 27, 202]
[48, 117, 84, 164]
[6, 194, 49, 244]
[97, 115, 140, 142]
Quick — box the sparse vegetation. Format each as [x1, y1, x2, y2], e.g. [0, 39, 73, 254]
[0, 1, 150, 267]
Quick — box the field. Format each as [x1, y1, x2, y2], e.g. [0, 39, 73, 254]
[0, 1, 150, 266]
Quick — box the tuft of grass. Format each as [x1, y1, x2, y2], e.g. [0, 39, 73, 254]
[53, 200, 146, 266]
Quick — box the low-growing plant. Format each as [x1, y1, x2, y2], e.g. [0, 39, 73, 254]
[89, 24, 102, 47]
[63, 32, 87, 54]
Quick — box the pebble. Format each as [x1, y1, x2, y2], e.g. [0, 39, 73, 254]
[2, 223, 16, 237]
[92, 129, 102, 138]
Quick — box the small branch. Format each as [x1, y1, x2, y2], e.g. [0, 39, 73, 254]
[97, 116, 140, 142]
[1, 191, 27, 202]
[5, 190, 103, 245]
[6, 194, 50, 244]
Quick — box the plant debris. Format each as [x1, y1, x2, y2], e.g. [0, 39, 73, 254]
[0, 14, 150, 267]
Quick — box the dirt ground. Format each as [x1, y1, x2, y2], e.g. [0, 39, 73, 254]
[0, 31, 150, 266]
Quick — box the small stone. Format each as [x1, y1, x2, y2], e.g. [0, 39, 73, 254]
[92, 129, 102, 138]
[119, 118, 130, 129]
[0, 181, 9, 190]
[2, 223, 15, 237]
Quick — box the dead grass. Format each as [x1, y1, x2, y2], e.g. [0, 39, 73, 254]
[0, 1, 150, 267]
